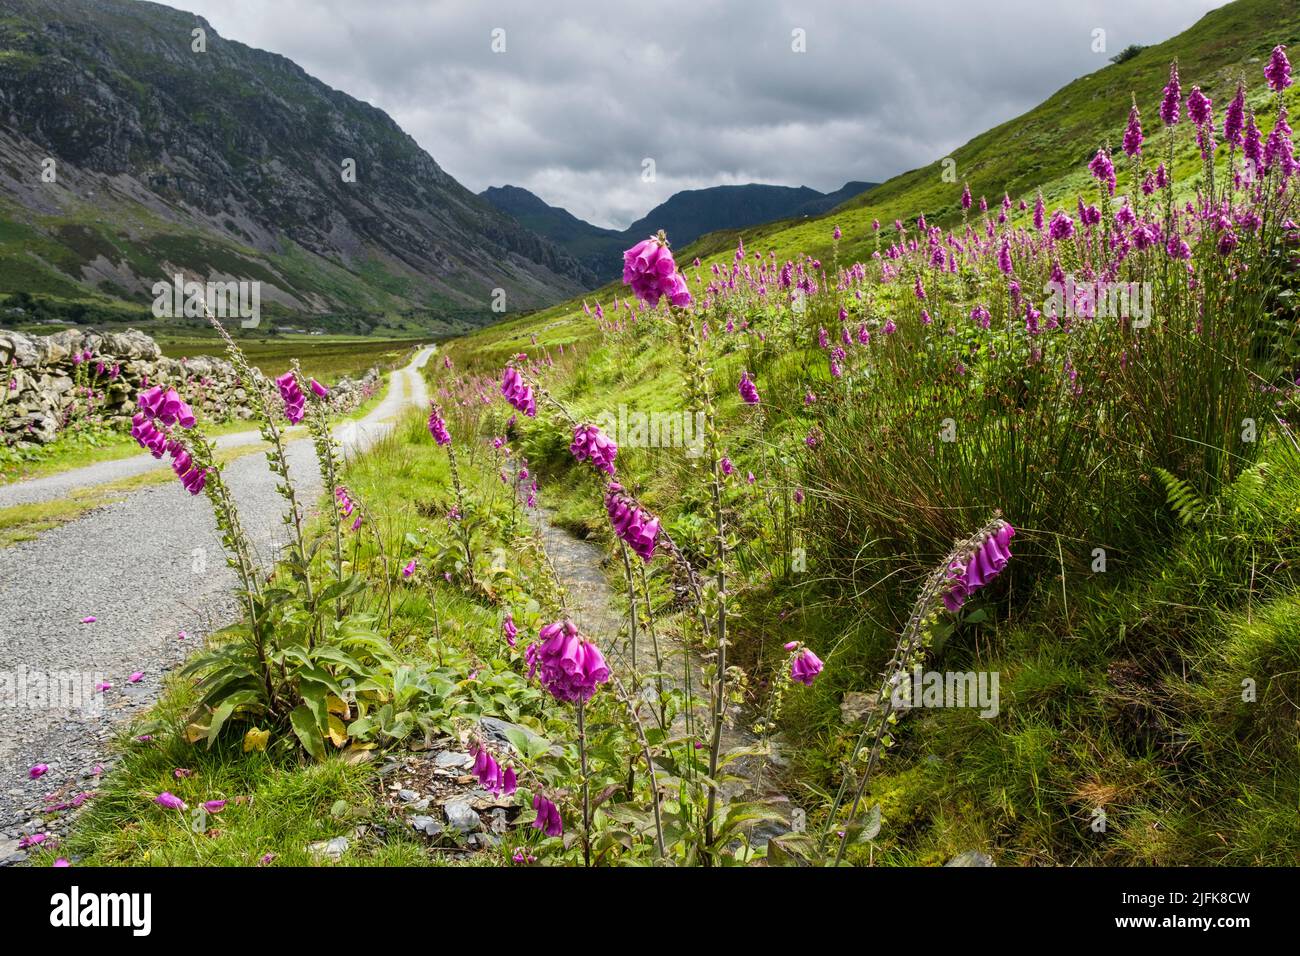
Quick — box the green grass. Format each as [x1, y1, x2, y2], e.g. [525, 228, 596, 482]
[36, 408, 558, 866]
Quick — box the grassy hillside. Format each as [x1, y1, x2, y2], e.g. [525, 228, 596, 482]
[466, 0, 1300, 361]
[31, 0, 1300, 869]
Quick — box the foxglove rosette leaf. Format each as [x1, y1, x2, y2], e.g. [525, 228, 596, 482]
[500, 366, 537, 417]
[604, 482, 661, 562]
[941, 521, 1015, 614]
[524, 618, 611, 704]
[570, 423, 617, 475]
[428, 402, 452, 446]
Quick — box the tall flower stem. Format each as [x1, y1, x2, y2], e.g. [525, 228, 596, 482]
[443, 441, 476, 589]
[821, 516, 1007, 865]
[612, 675, 666, 859]
[576, 698, 591, 868]
[619, 541, 640, 695]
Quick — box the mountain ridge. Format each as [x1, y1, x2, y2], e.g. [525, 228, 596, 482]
[480, 179, 879, 280]
[0, 0, 593, 329]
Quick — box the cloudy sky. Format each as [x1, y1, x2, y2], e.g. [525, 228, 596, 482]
[170, 0, 1229, 229]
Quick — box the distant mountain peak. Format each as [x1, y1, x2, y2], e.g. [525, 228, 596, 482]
[480, 180, 879, 281]
[0, 0, 590, 320]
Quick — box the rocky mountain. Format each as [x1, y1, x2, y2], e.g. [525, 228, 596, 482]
[0, 0, 593, 326]
[479, 186, 624, 282]
[480, 180, 878, 280]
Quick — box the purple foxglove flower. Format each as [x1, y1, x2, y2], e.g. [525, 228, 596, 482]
[790, 647, 823, 686]
[622, 235, 692, 308]
[154, 792, 186, 811]
[500, 367, 537, 417]
[1265, 44, 1291, 92]
[53, 858, 70, 867]
[525, 619, 611, 703]
[128, 672, 144, 683]
[402, 559, 417, 578]
[428, 403, 452, 446]
[310, 378, 329, 398]
[1223, 84, 1246, 147]
[275, 372, 307, 425]
[1049, 210, 1075, 241]
[1187, 86, 1213, 128]
[604, 483, 661, 562]
[1160, 61, 1181, 126]
[1088, 148, 1116, 195]
[1263, 106, 1296, 177]
[1244, 111, 1263, 169]
[738, 370, 760, 405]
[532, 793, 563, 837]
[570, 424, 618, 475]
[503, 612, 518, 647]
[29, 763, 48, 779]
[941, 521, 1016, 613]
[203, 800, 227, 813]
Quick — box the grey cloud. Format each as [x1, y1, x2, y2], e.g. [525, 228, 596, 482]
[171, 0, 1229, 228]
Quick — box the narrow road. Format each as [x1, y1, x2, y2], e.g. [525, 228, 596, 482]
[0, 347, 434, 850]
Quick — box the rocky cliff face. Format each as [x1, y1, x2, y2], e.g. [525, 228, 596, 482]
[0, 327, 380, 446]
[0, 0, 595, 316]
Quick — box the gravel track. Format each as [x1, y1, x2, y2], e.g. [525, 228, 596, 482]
[0, 347, 433, 850]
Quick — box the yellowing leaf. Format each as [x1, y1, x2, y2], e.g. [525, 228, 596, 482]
[243, 727, 270, 752]
[327, 715, 348, 748]
[184, 722, 210, 744]
[326, 695, 350, 717]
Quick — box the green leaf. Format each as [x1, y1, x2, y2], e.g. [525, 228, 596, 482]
[290, 704, 326, 759]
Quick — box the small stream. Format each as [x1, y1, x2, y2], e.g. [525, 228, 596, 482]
[527, 502, 796, 846]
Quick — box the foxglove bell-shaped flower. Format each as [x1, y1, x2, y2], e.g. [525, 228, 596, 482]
[1265, 44, 1292, 92]
[1160, 61, 1181, 126]
[532, 793, 563, 837]
[1123, 102, 1144, 157]
[428, 403, 452, 446]
[738, 370, 760, 405]
[789, 645, 823, 686]
[154, 792, 186, 811]
[500, 367, 537, 417]
[470, 743, 517, 796]
[622, 235, 692, 308]
[941, 521, 1015, 614]
[274, 372, 306, 424]
[570, 423, 617, 475]
[525, 618, 611, 703]
[604, 483, 661, 562]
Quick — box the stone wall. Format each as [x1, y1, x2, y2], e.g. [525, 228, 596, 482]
[0, 328, 381, 447]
